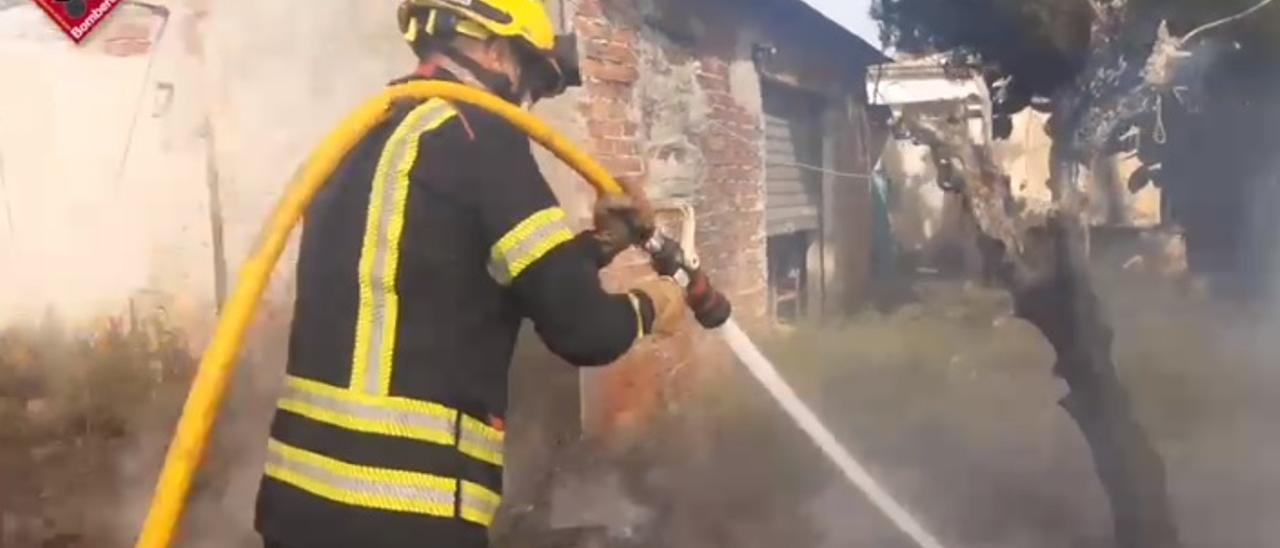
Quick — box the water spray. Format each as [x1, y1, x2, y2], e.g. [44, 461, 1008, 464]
[719, 320, 945, 548]
[639, 206, 945, 548]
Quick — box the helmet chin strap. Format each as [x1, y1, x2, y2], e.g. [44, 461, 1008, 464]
[437, 49, 529, 105]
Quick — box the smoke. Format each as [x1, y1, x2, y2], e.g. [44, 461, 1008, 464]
[1108, 274, 1280, 548]
[11, 269, 1277, 548]
[6, 1, 1277, 547]
[1259, 159, 1280, 317]
[0, 308, 211, 547]
[567, 270, 1279, 548]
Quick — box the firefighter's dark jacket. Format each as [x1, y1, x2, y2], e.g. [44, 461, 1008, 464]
[255, 72, 655, 548]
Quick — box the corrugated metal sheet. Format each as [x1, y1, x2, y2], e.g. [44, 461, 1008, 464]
[764, 84, 823, 236]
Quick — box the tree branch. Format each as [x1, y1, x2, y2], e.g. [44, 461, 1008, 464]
[1085, 0, 1134, 29]
[1183, 0, 1277, 43]
[1086, 0, 1110, 23]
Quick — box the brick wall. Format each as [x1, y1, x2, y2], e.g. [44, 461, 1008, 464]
[571, 0, 768, 442]
[551, 0, 884, 443]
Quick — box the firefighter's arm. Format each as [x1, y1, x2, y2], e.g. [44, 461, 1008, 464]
[465, 117, 658, 366]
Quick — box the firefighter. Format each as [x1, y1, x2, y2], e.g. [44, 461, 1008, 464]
[254, 1, 688, 546]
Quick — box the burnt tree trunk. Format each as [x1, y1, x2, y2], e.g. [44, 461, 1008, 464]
[1034, 11, 1180, 545]
[1013, 214, 1180, 548]
[898, 6, 1184, 542]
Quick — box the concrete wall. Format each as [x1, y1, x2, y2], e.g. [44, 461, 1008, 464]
[0, 0, 215, 335]
[195, 0, 408, 303]
[0, 0, 442, 335]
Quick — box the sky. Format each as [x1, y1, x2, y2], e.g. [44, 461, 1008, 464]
[799, 0, 882, 48]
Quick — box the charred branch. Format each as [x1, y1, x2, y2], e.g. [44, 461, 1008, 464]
[1012, 216, 1181, 548]
[879, 0, 1280, 543]
[901, 102, 1182, 546]
[1182, 0, 1278, 44]
[889, 13, 1186, 543]
[1034, 12, 1184, 545]
[894, 107, 1024, 257]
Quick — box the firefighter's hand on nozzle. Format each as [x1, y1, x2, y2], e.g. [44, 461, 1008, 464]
[646, 234, 685, 278]
[631, 277, 687, 337]
[591, 194, 655, 262]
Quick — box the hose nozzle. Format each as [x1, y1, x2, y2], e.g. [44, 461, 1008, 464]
[643, 233, 732, 329]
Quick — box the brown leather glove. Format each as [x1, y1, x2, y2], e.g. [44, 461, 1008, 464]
[590, 194, 656, 265]
[630, 277, 687, 337]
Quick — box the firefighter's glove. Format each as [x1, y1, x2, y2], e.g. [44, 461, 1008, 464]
[590, 194, 655, 267]
[630, 277, 687, 338]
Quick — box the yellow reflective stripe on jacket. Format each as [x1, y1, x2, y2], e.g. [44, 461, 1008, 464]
[458, 415, 504, 467]
[277, 375, 458, 446]
[277, 376, 505, 468]
[488, 206, 575, 286]
[460, 480, 501, 527]
[352, 99, 459, 396]
[264, 438, 458, 518]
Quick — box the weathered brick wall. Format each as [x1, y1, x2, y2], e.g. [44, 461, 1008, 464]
[530, 0, 885, 443]
[571, 0, 769, 442]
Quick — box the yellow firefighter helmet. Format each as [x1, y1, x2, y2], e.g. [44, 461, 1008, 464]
[398, 0, 555, 51]
[397, 0, 580, 99]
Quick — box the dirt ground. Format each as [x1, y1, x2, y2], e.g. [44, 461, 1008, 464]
[2, 268, 1277, 547]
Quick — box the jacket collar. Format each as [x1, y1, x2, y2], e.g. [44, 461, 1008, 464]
[389, 56, 488, 90]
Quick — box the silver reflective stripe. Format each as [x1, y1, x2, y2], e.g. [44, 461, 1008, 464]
[264, 439, 457, 516]
[357, 100, 457, 395]
[279, 376, 456, 444]
[459, 428, 503, 459]
[462, 492, 499, 516]
[458, 416, 504, 467]
[460, 481, 501, 527]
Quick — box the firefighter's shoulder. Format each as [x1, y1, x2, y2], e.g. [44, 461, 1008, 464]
[448, 102, 532, 148]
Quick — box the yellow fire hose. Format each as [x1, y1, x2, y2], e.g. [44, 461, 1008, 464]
[134, 81, 624, 548]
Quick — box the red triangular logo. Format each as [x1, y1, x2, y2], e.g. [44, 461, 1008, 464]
[30, 0, 123, 44]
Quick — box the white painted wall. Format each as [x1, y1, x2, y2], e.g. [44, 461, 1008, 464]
[0, 1, 213, 329]
[0, 0, 595, 332]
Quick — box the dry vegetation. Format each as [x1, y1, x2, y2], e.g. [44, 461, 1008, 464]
[1, 270, 1275, 548]
[0, 312, 195, 547]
